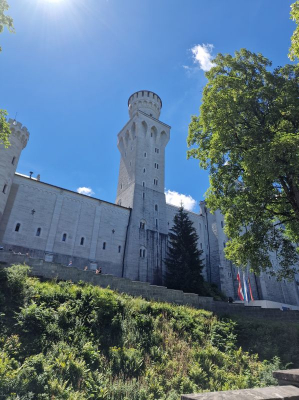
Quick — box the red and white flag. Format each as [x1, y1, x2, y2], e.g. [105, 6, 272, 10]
[237, 271, 244, 301]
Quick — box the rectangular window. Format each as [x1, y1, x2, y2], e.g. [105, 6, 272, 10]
[103, 242, 106, 250]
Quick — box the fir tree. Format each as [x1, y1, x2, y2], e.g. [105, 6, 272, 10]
[165, 205, 204, 294]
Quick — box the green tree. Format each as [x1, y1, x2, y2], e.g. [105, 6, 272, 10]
[0, 0, 14, 146]
[0, 109, 11, 147]
[165, 205, 204, 294]
[0, 0, 14, 52]
[289, 1, 299, 61]
[187, 49, 299, 278]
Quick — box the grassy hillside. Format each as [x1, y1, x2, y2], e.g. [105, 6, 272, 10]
[0, 265, 283, 399]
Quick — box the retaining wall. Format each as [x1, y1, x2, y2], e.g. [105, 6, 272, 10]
[1, 252, 299, 322]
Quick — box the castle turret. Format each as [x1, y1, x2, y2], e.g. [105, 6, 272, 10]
[116, 91, 170, 284]
[0, 119, 29, 223]
[128, 90, 162, 120]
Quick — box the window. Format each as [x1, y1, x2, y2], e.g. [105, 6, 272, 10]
[155, 148, 159, 154]
[140, 220, 146, 229]
[155, 204, 158, 211]
[120, 183, 123, 189]
[2, 184, 7, 194]
[143, 168, 146, 173]
[80, 237, 84, 246]
[140, 248, 146, 258]
[62, 233, 67, 242]
[142, 192, 145, 199]
[118, 245, 121, 253]
[155, 219, 158, 229]
[103, 242, 106, 250]
[12, 157, 16, 165]
[200, 243, 202, 249]
[154, 163, 159, 169]
[36, 228, 41, 237]
[15, 223, 20, 232]
[221, 221, 224, 228]
[153, 179, 158, 186]
[129, 161, 131, 166]
[223, 242, 226, 248]
[142, 182, 145, 187]
[144, 152, 147, 157]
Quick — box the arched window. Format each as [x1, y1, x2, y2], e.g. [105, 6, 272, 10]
[36, 228, 41, 237]
[140, 247, 146, 258]
[118, 245, 121, 253]
[142, 192, 145, 199]
[144, 152, 147, 157]
[140, 220, 146, 229]
[142, 181, 145, 187]
[155, 204, 158, 211]
[15, 223, 20, 232]
[103, 242, 106, 250]
[143, 168, 146, 173]
[62, 233, 67, 242]
[2, 184, 7, 194]
[80, 237, 84, 246]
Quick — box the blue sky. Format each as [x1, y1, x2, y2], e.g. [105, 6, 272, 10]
[1, 0, 296, 211]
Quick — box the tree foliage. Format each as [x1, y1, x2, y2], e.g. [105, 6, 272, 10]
[0, 109, 11, 147]
[187, 49, 299, 278]
[289, 1, 299, 61]
[0, 0, 13, 147]
[165, 206, 205, 294]
[0, 0, 14, 52]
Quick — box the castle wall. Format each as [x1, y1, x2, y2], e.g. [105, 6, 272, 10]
[0, 174, 130, 275]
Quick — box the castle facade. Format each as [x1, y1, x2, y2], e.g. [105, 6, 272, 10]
[1, 90, 299, 305]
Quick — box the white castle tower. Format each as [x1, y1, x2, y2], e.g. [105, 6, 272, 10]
[0, 119, 29, 223]
[116, 91, 170, 283]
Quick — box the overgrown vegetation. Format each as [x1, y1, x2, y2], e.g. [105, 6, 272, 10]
[0, 265, 285, 399]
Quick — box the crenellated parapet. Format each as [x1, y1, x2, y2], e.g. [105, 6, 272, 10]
[8, 119, 30, 149]
[128, 90, 162, 119]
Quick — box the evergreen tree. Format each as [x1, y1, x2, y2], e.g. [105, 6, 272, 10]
[165, 205, 204, 294]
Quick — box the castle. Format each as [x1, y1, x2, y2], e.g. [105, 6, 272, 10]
[1, 90, 299, 306]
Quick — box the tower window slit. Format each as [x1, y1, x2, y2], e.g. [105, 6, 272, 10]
[12, 157, 16, 165]
[80, 237, 84, 246]
[118, 245, 121, 253]
[2, 184, 7, 194]
[36, 228, 41, 237]
[15, 223, 21, 232]
[103, 242, 106, 250]
[62, 233, 67, 242]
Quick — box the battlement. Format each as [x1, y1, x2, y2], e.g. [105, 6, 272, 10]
[8, 118, 30, 149]
[128, 90, 162, 119]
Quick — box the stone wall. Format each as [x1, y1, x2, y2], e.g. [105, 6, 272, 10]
[181, 369, 299, 399]
[2, 251, 299, 323]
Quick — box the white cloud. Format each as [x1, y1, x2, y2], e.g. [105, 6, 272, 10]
[77, 187, 95, 196]
[165, 190, 197, 212]
[191, 44, 215, 72]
